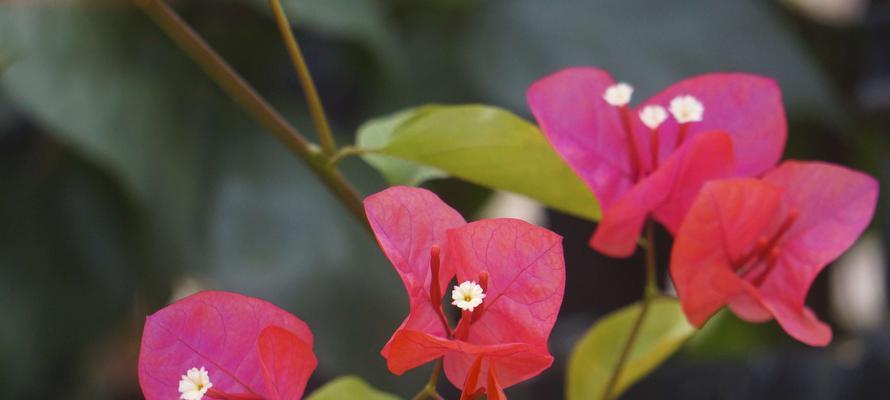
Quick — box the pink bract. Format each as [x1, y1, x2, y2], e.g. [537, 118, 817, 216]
[365, 186, 565, 398]
[590, 131, 735, 256]
[527, 67, 786, 257]
[138, 291, 317, 400]
[670, 161, 878, 346]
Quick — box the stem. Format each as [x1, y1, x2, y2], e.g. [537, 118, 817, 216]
[412, 359, 444, 400]
[328, 146, 368, 167]
[267, 0, 337, 157]
[133, 0, 368, 230]
[601, 220, 659, 400]
[644, 219, 658, 297]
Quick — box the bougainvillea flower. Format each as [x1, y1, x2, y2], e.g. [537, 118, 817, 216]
[365, 186, 565, 398]
[671, 161, 878, 346]
[527, 67, 786, 257]
[139, 291, 317, 400]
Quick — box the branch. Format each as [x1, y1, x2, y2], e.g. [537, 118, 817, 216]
[133, 0, 368, 230]
[267, 0, 338, 157]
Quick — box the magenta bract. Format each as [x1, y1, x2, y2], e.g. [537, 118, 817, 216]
[527, 67, 786, 257]
[365, 186, 565, 398]
[138, 291, 317, 400]
[670, 161, 878, 346]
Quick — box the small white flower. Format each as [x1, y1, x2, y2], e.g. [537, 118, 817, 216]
[668, 95, 704, 123]
[179, 367, 212, 400]
[639, 105, 668, 130]
[451, 281, 486, 312]
[603, 82, 633, 106]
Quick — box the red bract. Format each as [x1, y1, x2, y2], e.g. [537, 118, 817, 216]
[527, 67, 786, 257]
[671, 161, 878, 346]
[365, 186, 565, 398]
[139, 291, 317, 400]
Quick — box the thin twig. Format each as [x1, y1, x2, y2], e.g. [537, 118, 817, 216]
[267, 0, 338, 157]
[601, 220, 659, 400]
[412, 359, 444, 400]
[133, 0, 369, 230]
[328, 146, 368, 167]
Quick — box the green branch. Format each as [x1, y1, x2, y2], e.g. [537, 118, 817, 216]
[133, 0, 368, 230]
[267, 0, 338, 157]
[601, 220, 659, 399]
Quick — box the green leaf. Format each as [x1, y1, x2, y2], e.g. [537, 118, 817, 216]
[306, 376, 401, 400]
[567, 297, 696, 400]
[355, 108, 448, 186]
[356, 104, 601, 220]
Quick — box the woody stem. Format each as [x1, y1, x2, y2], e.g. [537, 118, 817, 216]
[412, 359, 444, 400]
[133, 0, 369, 231]
[601, 220, 659, 400]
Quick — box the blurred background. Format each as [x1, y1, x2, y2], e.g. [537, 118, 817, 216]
[1, 0, 889, 398]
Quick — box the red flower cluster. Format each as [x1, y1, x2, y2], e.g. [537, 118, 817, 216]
[365, 186, 565, 399]
[529, 66, 878, 346]
[671, 161, 877, 345]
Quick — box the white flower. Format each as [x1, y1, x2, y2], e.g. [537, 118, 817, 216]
[668, 95, 704, 123]
[603, 82, 633, 106]
[639, 105, 668, 129]
[179, 367, 212, 400]
[451, 281, 486, 312]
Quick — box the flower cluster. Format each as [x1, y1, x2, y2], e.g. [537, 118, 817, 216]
[528, 67, 788, 258]
[671, 161, 877, 345]
[364, 186, 566, 399]
[135, 65, 877, 400]
[528, 66, 878, 345]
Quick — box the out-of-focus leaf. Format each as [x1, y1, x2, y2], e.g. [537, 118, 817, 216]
[356, 105, 601, 220]
[306, 376, 401, 400]
[0, 55, 12, 75]
[567, 297, 696, 400]
[463, 0, 842, 125]
[683, 308, 786, 359]
[0, 138, 172, 398]
[0, 5, 210, 262]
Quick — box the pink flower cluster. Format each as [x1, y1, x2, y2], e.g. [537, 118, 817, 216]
[528, 67, 878, 346]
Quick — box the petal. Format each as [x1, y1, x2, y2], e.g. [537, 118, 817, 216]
[138, 291, 313, 400]
[670, 179, 783, 326]
[443, 343, 552, 393]
[527, 67, 637, 209]
[258, 326, 317, 400]
[759, 161, 879, 307]
[641, 73, 786, 177]
[591, 131, 735, 257]
[364, 187, 467, 358]
[445, 219, 564, 347]
[727, 293, 772, 322]
[459, 356, 485, 400]
[387, 330, 553, 388]
[385, 330, 452, 375]
[444, 218, 562, 388]
[486, 364, 507, 400]
[761, 300, 832, 346]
